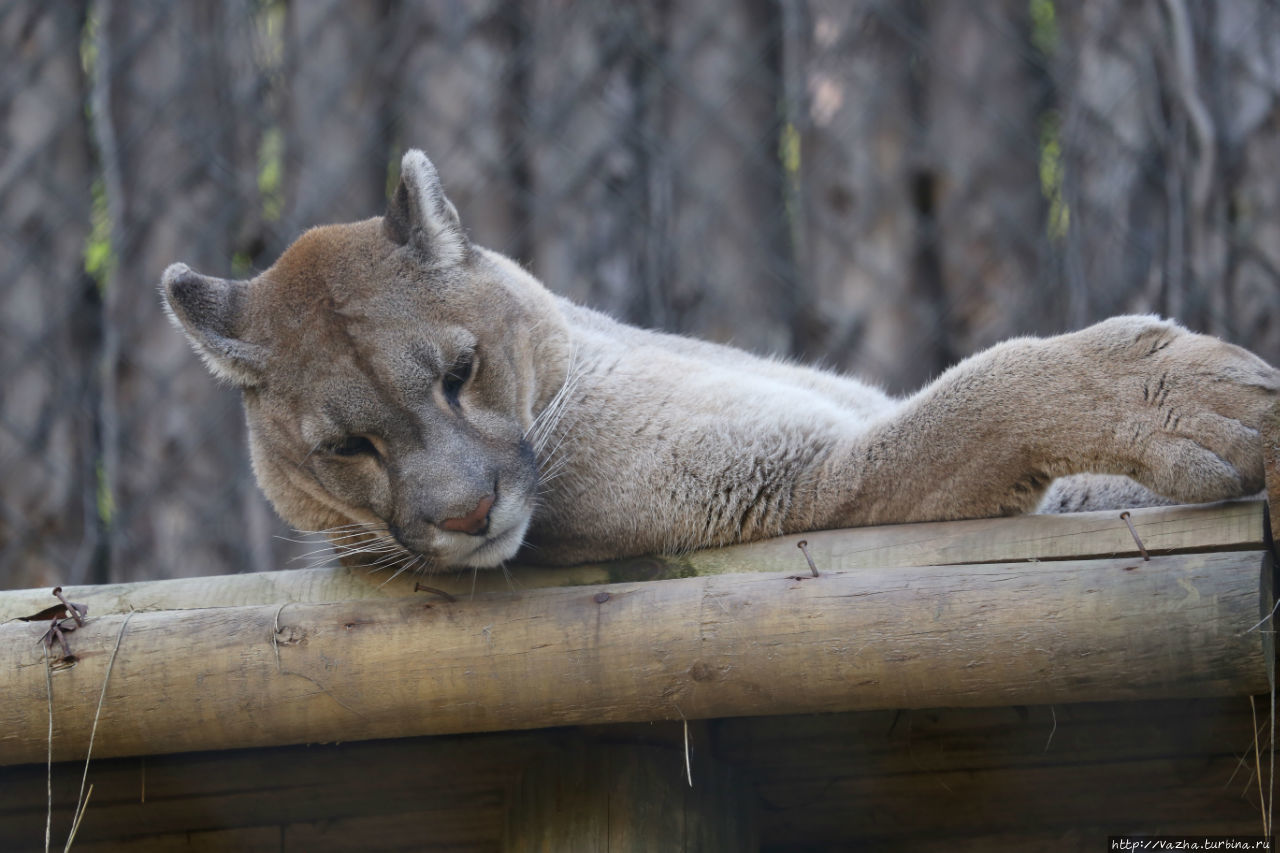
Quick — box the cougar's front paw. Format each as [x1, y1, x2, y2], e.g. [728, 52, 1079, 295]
[1087, 316, 1279, 503]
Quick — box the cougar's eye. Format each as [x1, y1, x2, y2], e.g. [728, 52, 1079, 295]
[442, 351, 474, 404]
[330, 435, 377, 458]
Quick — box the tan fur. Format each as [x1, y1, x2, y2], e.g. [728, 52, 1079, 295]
[162, 150, 1280, 571]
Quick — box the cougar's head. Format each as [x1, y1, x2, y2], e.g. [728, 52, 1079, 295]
[162, 151, 571, 571]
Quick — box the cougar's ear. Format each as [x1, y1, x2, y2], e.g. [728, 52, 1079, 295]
[161, 263, 267, 388]
[383, 149, 469, 264]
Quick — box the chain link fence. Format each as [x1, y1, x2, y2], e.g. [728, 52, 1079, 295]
[4, 0, 1280, 588]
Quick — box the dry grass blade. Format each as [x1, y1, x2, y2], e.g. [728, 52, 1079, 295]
[45, 643, 53, 853]
[64, 613, 133, 852]
[1250, 695, 1270, 837]
[674, 704, 692, 788]
[64, 784, 92, 852]
[683, 716, 692, 788]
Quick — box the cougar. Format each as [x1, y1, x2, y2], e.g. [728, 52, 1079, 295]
[162, 150, 1279, 572]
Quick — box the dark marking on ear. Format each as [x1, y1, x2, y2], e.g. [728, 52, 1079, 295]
[383, 178, 414, 246]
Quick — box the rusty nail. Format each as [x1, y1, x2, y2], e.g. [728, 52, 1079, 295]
[1119, 511, 1150, 561]
[796, 540, 820, 577]
[43, 622, 73, 659]
[52, 586, 85, 627]
[413, 583, 457, 603]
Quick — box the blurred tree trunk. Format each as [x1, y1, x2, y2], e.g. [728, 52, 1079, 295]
[1215, 0, 1280, 365]
[923, 0, 1053, 356]
[0, 1, 98, 588]
[281, 0, 391, 232]
[523, 1, 651, 320]
[97, 0, 272, 580]
[1052, 0, 1280, 366]
[1054, 1, 1169, 326]
[652, 0, 797, 353]
[5, 0, 1275, 591]
[791, 2, 1052, 394]
[388, 0, 522, 258]
[791, 1, 929, 393]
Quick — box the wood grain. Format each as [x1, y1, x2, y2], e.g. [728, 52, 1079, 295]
[0, 500, 1261, 620]
[0, 549, 1267, 766]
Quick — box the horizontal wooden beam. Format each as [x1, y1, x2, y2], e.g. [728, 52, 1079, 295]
[0, 500, 1262, 620]
[0, 698, 1259, 849]
[1, 547, 1269, 766]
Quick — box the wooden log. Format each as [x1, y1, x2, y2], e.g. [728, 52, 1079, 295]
[0, 549, 1268, 766]
[0, 500, 1261, 620]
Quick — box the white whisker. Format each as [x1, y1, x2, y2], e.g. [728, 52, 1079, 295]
[298, 522, 377, 533]
[332, 530, 392, 543]
[379, 555, 424, 587]
[334, 542, 401, 560]
[526, 345, 583, 457]
[287, 545, 346, 563]
[525, 350, 584, 504]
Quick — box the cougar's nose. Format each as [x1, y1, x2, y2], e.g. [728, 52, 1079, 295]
[439, 494, 495, 535]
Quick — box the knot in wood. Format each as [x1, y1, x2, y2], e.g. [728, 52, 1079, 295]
[688, 661, 716, 682]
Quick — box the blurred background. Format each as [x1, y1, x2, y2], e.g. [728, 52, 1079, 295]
[3, 0, 1280, 588]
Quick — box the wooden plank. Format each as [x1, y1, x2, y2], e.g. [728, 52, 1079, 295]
[664, 499, 1263, 577]
[0, 551, 1267, 765]
[504, 743, 756, 851]
[0, 734, 533, 851]
[714, 697, 1256, 775]
[753, 755, 1263, 844]
[282, 811, 499, 852]
[71, 828, 284, 853]
[728, 698, 1266, 845]
[0, 699, 1260, 850]
[0, 501, 1261, 620]
[23, 814, 498, 853]
[0, 566, 408, 623]
[761, 823, 1270, 853]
